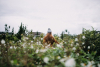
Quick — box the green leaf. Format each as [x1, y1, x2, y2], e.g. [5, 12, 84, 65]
[14, 60, 17, 64]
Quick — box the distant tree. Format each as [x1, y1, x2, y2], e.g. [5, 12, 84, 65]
[65, 29, 67, 33]
[53, 34, 59, 37]
[30, 30, 33, 34]
[36, 31, 39, 37]
[3, 24, 15, 40]
[65, 29, 70, 34]
[12, 27, 14, 35]
[28, 30, 34, 40]
[61, 31, 64, 40]
[40, 33, 44, 38]
[82, 28, 85, 34]
[5, 24, 10, 32]
[36, 31, 38, 35]
[53, 34, 58, 37]
[17, 23, 26, 39]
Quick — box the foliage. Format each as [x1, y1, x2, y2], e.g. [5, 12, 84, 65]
[80, 27, 100, 64]
[5, 24, 10, 32]
[0, 27, 100, 67]
[60, 31, 64, 40]
[0, 24, 15, 41]
[17, 23, 26, 39]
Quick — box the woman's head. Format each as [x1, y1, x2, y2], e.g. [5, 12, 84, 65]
[47, 28, 52, 34]
[47, 28, 52, 33]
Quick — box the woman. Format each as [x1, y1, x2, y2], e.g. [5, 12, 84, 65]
[43, 28, 59, 47]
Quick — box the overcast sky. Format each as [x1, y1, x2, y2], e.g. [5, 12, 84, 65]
[0, 0, 100, 35]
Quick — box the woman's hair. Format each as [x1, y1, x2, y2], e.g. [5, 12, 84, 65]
[43, 32, 59, 45]
[47, 32, 52, 35]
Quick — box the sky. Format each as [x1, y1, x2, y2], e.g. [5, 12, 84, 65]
[0, 0, 100, 35]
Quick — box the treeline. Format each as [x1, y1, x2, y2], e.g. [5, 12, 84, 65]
[0, 23, 27, 42]
[0, 23, 75, 42]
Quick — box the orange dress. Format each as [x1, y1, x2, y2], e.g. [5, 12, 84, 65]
[43, 33, 59, 46]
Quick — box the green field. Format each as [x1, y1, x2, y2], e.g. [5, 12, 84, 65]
[0, 28, 100, 67]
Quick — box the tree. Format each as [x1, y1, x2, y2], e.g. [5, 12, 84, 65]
[36, 31, 38, 35]
[82, 28, 85, 34]
[17, 23, 26, 39]
[12, 27, 14, 35]
[5, 24, 10, 32]
[65, 29, 67, 33]
[30, 30, 33, 34]
[61, 31, 64, 40]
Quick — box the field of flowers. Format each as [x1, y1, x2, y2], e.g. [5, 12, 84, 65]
[0, 28, 100, 67]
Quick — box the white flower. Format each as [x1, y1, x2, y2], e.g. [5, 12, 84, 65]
[87, 57, 89, 59]
[65, 58, 76, 67]
[10, 46, 13, 49]
[19, 40, 21, 42]
[88, 51, 89, 53]
[26, 37, 29, 40]
[72, 42, 74, 44]
[76, 53, 79, 56]
[37, 65, 42, 67]
[31, 41, 33, 43]
[23, 37, 26, 41]
[81, 63, 86, 67]
[82, 36, 85, 39]
[87, 61, 92, 67]
[28, 43, 30, 45]
[40, 49, 47, 53]
[59, 58, 65, 63]
[71, 44, 73, 46]
[43, 57, 49, 63]
[75, 38, 78, 41]
[37, 42, 38, 45]
[10, 60, 14, 64]
[31, 46, 33, 49]
[57, 44, 61, 48]
[91, 61, 94, 65]
[64, 55, 66, 57]
[82, 42, 85, 45]
[39, 41, 41, 45]
[98, 63, 100, 67]
[33, 37, 36, 39]
[1, 39, 5, 44]
[64, 49, 68, 52]
[84, 46, 85, 48]
[45, 46, 48, 48]
[53, 48, 55, 49]
[12, 41, 15, 43]
[88, 46, 90, 49]
[76, 43, 79, 46]
[24, 51, 26, 53]
[72, 47, 76, 51]
[14, 46, 16, 49]
[48, 44, 50, 47]
[57, 56, 61, 59]
[36, 49, 39, 53]
[22, 43, 25, 47]
[41, 38, 43, 40]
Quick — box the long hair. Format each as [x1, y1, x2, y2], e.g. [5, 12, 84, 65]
[43, 32, 59, 45]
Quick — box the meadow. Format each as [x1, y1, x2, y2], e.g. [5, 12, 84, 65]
[0, 28, 100, 67]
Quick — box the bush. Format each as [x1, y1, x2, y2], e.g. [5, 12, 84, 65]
[81, 28, 100, 56]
